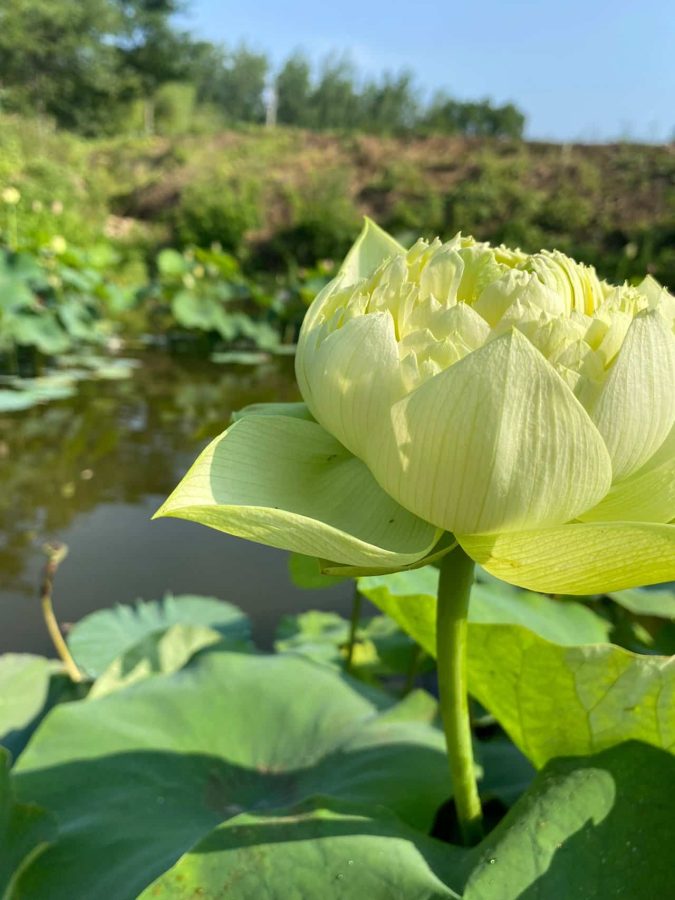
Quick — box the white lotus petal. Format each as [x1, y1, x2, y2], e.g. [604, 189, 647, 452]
[369, 329, 612, 534]
[339, 217, 404, 286]
[580, 426, 675, 523]
[418, 246, 464, 303]
[297, 311, 405, 460]
[474, 270, 564, 327]
[456, 245, 506, 303]
[590, 310, 675, 480]
[155, 414, 440, 568]
[460, 522, 675, 594]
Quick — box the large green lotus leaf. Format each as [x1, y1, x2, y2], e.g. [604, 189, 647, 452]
[67, 594, 251, 678]
[157, 248, 188, 276]
[467, 628, 674, 767]
[474, 739, 534, 808]
[463, 742, 675, 899]
[275, 611, 355, 669]
[0, 749, 55, 899]
[14, 650, 451, 900]
[155, 414, 440, 569]
[609, 586, 675, 618]
[0, 655, 59, 761]
[359, 569, 673, 767]
[232, 314, 280, 350]
[171, 291, 218, 331]
[139, 801, 464, 900]
[57, 297, 100, 341]
[8, 313, 71, 355]
[0, 276, 34, 312]
[275, 610, 423, 681]
[358, 567, 610, 646]
[288, 552, 350, 589]
[89, 624, 224, 699]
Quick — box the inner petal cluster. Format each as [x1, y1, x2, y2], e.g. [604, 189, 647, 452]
[312, 233, 675, 409]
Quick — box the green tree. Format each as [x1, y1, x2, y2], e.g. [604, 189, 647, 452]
[195, 45, 268, 124]
[309, 57, 362, 130]
[360, 71, 418, 133]
[423, 93, 525, 139]
[276, 53, 312, 127]
[0, 0, 124, 132]
[114, 0, 197, 133]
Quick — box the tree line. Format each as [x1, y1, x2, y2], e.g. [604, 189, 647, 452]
[0, 0, 525, 139]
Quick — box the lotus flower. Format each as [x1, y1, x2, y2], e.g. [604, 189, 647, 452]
[157, 221, 675, 593]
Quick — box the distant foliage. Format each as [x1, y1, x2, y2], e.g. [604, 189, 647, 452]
[422, 95, 525, 139]
[173, 179, 262, 252]
[0, 1, 524, 138]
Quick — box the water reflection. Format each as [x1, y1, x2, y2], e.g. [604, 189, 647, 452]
[0, 353, 352, 653]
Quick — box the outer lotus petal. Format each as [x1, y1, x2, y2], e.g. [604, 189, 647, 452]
[459, 522, 675, 594]
[154, 414, 440, 568]
[231, 402, 315, 422]
[370, 329, 612, 535]
[637, 274, 670, 307]
[338, 217, 404, 287]
[589, 310, 675, 480]
[295, 220, 405, 342]
[580, 426, 675, 523]
[297, 311, 405, 460]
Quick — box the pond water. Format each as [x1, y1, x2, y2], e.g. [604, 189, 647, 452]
[0, 353, 352, 655]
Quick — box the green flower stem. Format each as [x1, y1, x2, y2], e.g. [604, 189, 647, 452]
[40, 543, 83, 683]
[436, 545, 483, 846]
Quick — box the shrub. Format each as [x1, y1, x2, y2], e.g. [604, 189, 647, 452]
[267, 169, 360, 266]
[173, 178, 261, 252]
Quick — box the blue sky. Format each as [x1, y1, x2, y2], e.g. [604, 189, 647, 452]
[177, 0, 674, 142]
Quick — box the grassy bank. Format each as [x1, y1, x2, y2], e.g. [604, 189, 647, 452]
[2, 116, 673, 288]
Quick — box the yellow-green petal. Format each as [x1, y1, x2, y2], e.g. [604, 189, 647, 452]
[589, 310, 675, 480]
[154, 414, 440, 569]
[459, 522, 675, 594]
[371, 329, 612, 534]
[297, 311, 405, 461]
[231, 402, 315, 423]
[338, 217, 404, 287]
[580, 426, 675, 523]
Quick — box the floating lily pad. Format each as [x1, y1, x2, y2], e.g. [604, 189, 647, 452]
[91, 361, 137, 380]
[14, 650, 451, 900]
[67, 594, 252, 678]
[271, 343, 297, 355]
[0, 390, 37, 412]
[210, 351, 270, 366]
